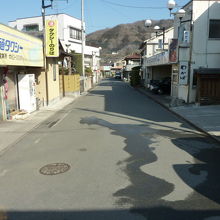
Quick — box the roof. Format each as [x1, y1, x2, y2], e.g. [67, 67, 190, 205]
[124, 54, 141, 60]
[9, 13, 79, 23]
[182, 0, 193, 9]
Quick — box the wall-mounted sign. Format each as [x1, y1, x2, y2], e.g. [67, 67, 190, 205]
[183, 31, 190, 43]
[45, 20, 59, 57]
[179, 61, 188, 85]
[146, 51, 169, 66]
[0, 23, 43, 67]
[169, 39, 178, 63]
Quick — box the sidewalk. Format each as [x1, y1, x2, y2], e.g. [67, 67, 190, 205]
[137, 87, 220, 143]
[0, 96, 77, 155]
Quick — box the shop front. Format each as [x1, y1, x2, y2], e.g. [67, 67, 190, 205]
[145, 51, 172, 95]
[0, 23, 43, 120]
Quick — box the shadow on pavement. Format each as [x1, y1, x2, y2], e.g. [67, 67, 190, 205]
[172, 136, 220, 205]
[90, 79, 178, 124]
[5, 208, 220, 220]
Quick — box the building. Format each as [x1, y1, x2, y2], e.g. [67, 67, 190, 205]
[171, 0, 220, 104]
[0, 23, 44, 120]
[141, 27, 174, 89]
[141, 0, 220, 105]
[9, 14, 101, 79]
[111, 59, 125, 76]
[123, 53, 141, 80]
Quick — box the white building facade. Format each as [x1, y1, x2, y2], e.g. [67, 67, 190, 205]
[141, 0, 220, 104]
[9, 14, 101, 79]
[172, 0, 220, 104]
[142, 27, 174, 88]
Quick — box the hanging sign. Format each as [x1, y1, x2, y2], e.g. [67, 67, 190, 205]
[45, 20, 59, 57]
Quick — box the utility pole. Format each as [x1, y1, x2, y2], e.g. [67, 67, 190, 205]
[81, 0, 85, 91]
[41, 0, 53, 105]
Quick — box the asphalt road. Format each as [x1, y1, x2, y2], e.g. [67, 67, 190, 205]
[0, 79, 220, 220]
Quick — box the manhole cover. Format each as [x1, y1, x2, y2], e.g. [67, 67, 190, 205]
[39, 163, 70, 175]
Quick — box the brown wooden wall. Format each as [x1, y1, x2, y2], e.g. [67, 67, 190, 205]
[197, 73, 220, 105]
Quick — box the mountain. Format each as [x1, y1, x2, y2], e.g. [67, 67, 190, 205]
[86, 19, 174, 65]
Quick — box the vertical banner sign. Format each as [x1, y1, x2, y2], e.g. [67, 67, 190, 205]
[45, 20, 59, 57]
[169, 39, 178, 63]
[179, 61, 188, 85]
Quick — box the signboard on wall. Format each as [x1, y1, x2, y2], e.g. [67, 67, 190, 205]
[146, 51, 169, 66]
[45, 20, 59, 57]
[169, 39, 178, 63]
[179, 61, 188, 85]
[0, 23, 43, 67]
[183, 31, 190, 43]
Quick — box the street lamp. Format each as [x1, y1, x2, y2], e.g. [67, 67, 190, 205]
[167, 0, 193, 104]
[167, 0, 188, 22]
[145, 20, 166, 50]
[167, 0, 176, 16]
[145, 19, 152, 28]
[176, 9, 186, 21]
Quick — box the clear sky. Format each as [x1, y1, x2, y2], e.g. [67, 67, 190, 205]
[1, 0, 189, 34]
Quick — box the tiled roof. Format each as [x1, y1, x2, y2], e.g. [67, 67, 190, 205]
[124, 53, 141, 60]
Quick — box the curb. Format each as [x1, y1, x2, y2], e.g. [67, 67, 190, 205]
[133, 86, 220, 144]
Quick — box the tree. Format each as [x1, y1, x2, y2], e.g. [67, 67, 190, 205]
[130, 66, 141, 87]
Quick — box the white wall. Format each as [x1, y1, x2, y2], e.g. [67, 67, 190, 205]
[192, 1, 220, 69]
[145, 27, 174, 58]
[9, 14, 101, 72]
[175, 1, 220, 103]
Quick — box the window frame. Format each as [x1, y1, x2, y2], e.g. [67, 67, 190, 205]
[69, 27, 82, 40]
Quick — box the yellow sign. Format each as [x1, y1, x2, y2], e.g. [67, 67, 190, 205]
[0, 23, 43, 67]
[45, 20, 59, 57]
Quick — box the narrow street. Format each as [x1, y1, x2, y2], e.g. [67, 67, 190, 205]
[0, 79, 220, 220]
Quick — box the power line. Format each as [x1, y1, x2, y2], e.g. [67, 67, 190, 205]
[100, 0, 167, 9]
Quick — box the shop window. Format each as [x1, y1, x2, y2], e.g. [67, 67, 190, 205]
[209, 20, 220, 39]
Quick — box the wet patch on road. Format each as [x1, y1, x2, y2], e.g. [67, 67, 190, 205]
[80, 116, 174, 207]
[80, 116, 220, 219]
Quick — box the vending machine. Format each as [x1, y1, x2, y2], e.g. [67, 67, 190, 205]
[18, 74, 36, 113]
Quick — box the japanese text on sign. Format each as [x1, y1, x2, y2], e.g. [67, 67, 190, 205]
[0, 38, 23, 53]
[179, 62, 188, 85]
[0, 23, 43, 66]
[45, 20, 59, 57]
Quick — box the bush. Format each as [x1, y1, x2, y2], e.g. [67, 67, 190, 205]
[130, 66, 141, 87]
[71, 51, 82, 75]
[85, 67, 93, 76]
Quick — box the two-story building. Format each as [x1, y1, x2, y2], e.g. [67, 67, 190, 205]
[141, 0, 220, 105]
[9, 14, 101, 79]
[171, 0, 220, 104]
[141, 27, 174, 90]
[123, 53, 141, 80]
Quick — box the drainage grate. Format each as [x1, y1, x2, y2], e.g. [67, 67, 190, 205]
[39, 163, 70, 175]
